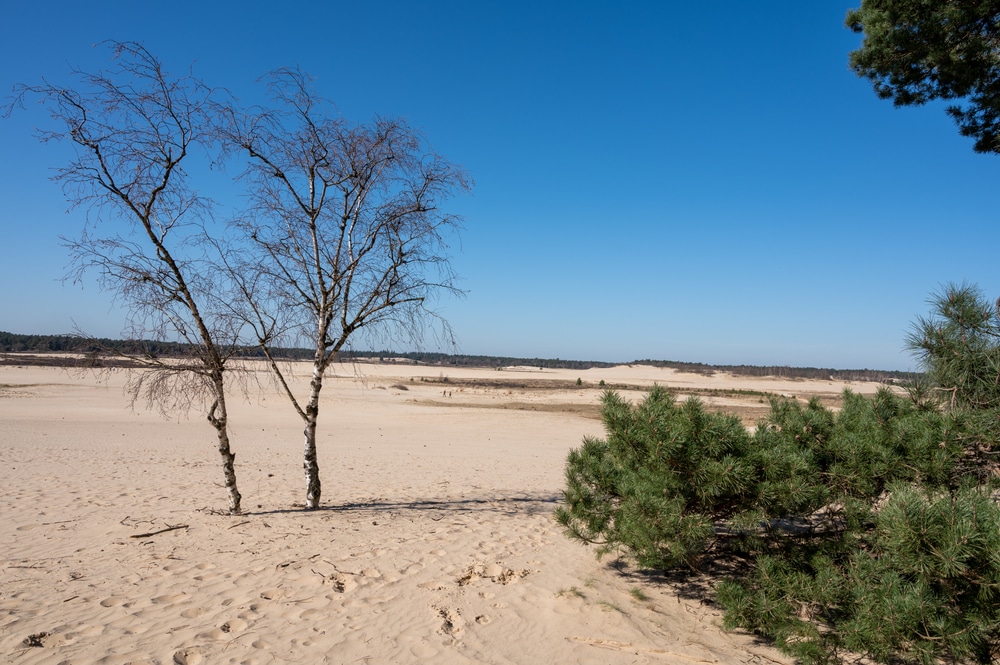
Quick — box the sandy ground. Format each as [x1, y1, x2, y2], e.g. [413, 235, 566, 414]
[0, 360, 884, 664]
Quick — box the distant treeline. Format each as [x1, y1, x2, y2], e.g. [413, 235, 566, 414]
[0, 331, 919, 382]
[0, 331, 187, 356]
[342, 350, 619, 371]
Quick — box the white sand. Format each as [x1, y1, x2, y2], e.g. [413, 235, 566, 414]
[0, 361, 877, 664]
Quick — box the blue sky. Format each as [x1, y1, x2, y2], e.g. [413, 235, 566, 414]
[2, 1, 998, 371]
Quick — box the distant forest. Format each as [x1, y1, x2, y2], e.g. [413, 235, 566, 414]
[0, 331, 919, 383]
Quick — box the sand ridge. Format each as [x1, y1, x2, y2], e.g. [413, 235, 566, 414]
[0, 361, 868, 664]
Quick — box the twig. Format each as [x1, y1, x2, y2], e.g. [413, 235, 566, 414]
[322, 560, 360, 575]
[129, 524, 189, 539]
[228, 521, 251, 529]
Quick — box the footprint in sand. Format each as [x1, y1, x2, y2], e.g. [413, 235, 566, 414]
[296, 608, 325, 620]
[74, 624, 105, 638]
[409, 642, 440, 659]
[151, 593, 188, 605]
[433, 606, 465, 637]
[220, 618, 248, 633]
[258, 588, 284, 600]
[327, 573, 357, 593]
[456, 562, 530, 586]
[195, 627, 228, 640]
[172, 648, 204, 665]
[399, 562, 423, 576]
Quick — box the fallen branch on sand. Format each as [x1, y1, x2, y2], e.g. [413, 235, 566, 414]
[129, 524, 189, 539]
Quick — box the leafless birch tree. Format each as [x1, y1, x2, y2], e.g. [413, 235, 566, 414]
[8, 42, 245, 513]
[219, 69, 471, 509]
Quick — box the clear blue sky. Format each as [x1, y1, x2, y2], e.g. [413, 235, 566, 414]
[2, 1, 998, 371]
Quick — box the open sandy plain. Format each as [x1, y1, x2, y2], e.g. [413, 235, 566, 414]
[0, 359, 885, 664]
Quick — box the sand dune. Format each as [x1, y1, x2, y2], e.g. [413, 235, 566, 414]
[0, 361, 879, 664]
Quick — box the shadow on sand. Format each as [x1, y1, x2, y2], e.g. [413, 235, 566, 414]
[238, 492, 563, 518]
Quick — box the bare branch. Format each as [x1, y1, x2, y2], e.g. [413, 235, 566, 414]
[216, 69, 472, 508]
[12, 41, 244, 514]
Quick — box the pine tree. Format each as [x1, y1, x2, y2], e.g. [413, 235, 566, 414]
[559, 288, 1000, 663]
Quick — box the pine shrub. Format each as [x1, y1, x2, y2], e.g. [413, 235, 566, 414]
[558, 383, 1000, 663]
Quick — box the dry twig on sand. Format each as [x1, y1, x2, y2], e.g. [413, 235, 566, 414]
[129, 524, 189, 539]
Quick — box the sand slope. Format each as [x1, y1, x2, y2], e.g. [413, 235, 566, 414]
[0, 362, 876, 664]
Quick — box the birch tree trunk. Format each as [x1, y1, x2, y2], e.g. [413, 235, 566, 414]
[208, 380, 242, 514]
[303, 351, 325, 509]
[303, 414, 321, 509]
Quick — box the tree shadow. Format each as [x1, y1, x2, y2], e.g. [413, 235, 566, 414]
[242, 491, 562, 518]
[601, 554, 782, 654]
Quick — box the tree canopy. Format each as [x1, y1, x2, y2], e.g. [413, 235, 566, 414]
[847, 0, 1000, 153]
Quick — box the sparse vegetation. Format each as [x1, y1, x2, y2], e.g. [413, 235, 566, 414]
[557, 586, 586, 600]
[598, 601, 626, 614]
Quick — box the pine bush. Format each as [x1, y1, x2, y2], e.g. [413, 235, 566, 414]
[559, 376, 1000, 663]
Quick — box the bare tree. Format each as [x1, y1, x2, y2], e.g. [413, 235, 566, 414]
[219, 69, 471, 509]
[7, 42, 245, 513]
